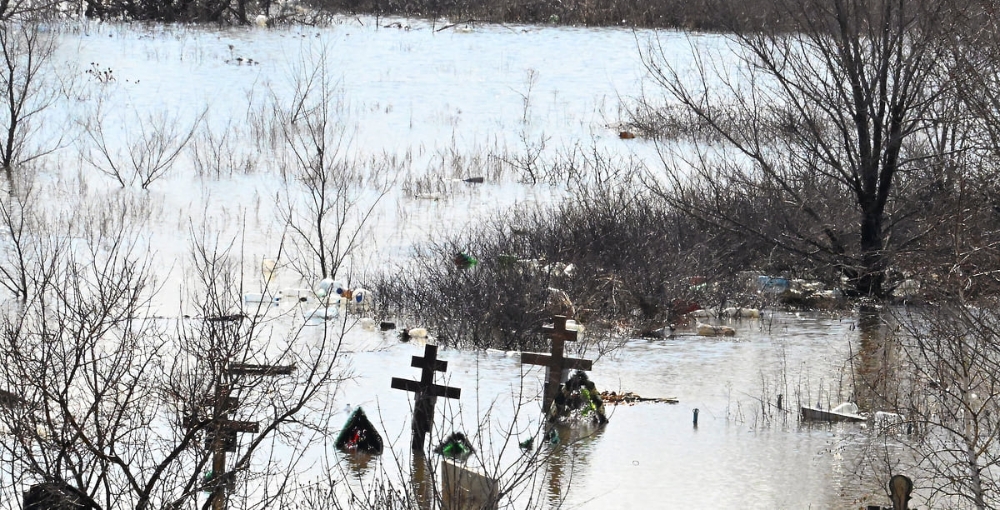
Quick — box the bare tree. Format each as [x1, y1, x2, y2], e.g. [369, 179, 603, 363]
[848, 300, 1000, 509]
[0, 201, 352, 509]
[0, 174, 62, 303]
[0, 22, 65, 187]
[272, 44, 393, 281]
[639, 0, 968, 298]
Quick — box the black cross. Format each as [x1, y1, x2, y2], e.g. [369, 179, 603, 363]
[391, 344, 462, 451]
[521, 315, 592, 412]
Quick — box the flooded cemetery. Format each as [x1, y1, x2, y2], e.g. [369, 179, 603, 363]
[0, 9, 993, 510]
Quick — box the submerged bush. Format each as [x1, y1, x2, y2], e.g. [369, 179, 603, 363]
[374, 178, 818, 349]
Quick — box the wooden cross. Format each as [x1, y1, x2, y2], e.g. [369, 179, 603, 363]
[521, 315, 593, 413]
[182, 360, 294, 510]
[391, 344, 462, 451]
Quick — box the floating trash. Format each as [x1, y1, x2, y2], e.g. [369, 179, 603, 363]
[281, 288, 315, 303]
[303, 306, 338, 323]
[434, 432, 474, 460]
[695, 321, 736, 337]
[316, 278, 346, 299]
[453, 252, 478, 269]
[545, 427, 560, 445]
[600, 391, 679, 406]
[350, 287, 370, 305]
[519, 436, 534, 451]
[261, 258, 277, 282]
[400, 327, 428, 341]
[757, 275, 790, 293]
[550, 371, 608, 426]
[243, 293, 278, 305]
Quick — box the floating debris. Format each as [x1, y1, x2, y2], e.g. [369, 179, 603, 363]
[696, 321, 736, 337]
[550, 371, 607, 426]
[453, 252, 478, 269]
[434, 432, 474, 460]
[600, 391, 679, 406]
[800, 402, 865, 423]
[400, 327, 428, 341]
[518, 436, 534, 451]
[545, 427, 560, 444]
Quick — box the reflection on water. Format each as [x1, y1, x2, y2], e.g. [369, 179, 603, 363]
[854, 305, 900, 412]
[410, 452, 434, 510]
[545, 424, 605, 507]
[342, 451, 377, 478]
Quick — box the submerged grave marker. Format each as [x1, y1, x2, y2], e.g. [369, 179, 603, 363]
[866, 474, 913, 510]
[441, 458, 499, 510]
[391, 344, 462, 451]
[182, 360, 294, 510]
[520, 315, 593, 413]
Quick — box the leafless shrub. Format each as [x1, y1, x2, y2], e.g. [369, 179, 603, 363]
[376, 148, 794, 350]
[0, 189, 359, 509]
[308, 0, 775, 30]
[81, 105, 206, 189]
[190, 120, 259, 178]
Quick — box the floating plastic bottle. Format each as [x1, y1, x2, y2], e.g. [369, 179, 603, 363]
[261, 258, 277, 283]
[244, 293, 278, 305]
[281, 288, 315, 303]
[316, 279, 347, 299]
[351, 288, 369, 305]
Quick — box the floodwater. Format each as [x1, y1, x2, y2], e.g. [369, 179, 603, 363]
[17, 17, 890, 508]
[325, 312, 876, 509]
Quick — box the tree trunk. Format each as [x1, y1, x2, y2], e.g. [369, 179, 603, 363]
[858, 206, 885, 298]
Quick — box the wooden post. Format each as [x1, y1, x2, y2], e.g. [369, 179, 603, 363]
[210, 382, 231, 510]
[391, 344, 462, 451]
[520, 316, 592, 413]
[890, 474, 912, 510]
